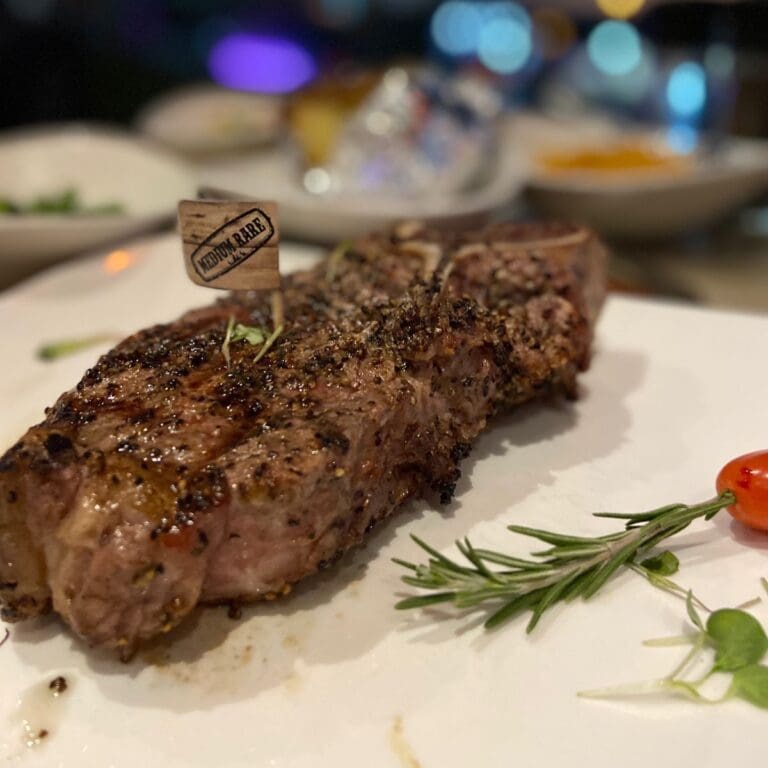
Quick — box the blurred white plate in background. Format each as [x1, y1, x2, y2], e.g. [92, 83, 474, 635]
[0, 125, 194, 283]
[136, 85, 284, 156]
[197, 119, 526, 243]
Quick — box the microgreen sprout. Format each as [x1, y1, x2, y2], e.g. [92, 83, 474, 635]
[221, 315, 283, 366]
[580, 588, 768, 710]
[253, 324, 283, 363]
[325, 241, 351, 282]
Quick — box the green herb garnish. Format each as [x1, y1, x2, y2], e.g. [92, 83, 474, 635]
[394, 492, 735, 633]
[640, 550, 680, 576]
[580, 589, 768, 709]
[221, 315, 283, 366]
[708, 607, 768, 672]
[230, 320, 267, 347]
[37, 334, 119, 361]
[0, 188, 124, 216]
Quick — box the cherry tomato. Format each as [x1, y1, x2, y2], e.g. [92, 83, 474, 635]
[716, 450, 768, 532]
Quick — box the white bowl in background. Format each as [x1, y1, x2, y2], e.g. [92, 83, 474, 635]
[516, 113, 768, 239]
[0, 124, 194, 283]
[136, 84, 284, 156]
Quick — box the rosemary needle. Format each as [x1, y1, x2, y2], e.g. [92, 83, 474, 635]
[395, 491, 735, 632]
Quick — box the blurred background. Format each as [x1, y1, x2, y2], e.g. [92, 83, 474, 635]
[1, 0, 768, 309]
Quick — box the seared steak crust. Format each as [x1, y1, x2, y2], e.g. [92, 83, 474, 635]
[0, 222, 606, 648]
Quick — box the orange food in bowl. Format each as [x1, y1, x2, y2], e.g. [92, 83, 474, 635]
[538, 143, 692, 175]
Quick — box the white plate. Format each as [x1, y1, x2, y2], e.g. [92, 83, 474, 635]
[1, 234, 767, 768]
[516, 114, 768, 239]
[136, 85, 284, 156]
[0, 126, 194, 283]
[197, 119, 526, 243]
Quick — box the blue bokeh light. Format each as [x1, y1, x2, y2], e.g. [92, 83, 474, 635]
[478, 15, 533, 74]
[208, 33, 316, 94]
[667, 62, 707, 118]
[587, 20, 642, 77]
[430, 1, 483, 57]
[481, 1, 531, 28]
[667, 124, 699, 154]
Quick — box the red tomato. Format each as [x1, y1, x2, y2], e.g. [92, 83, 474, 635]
[716, 450, 768, 532]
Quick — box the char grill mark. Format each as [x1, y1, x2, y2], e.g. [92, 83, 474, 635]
[0, 222, 605, 648]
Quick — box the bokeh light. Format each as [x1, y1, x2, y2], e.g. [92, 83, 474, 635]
[430, 1, 483, 57]
[604, 49, 655, 103]
[208, 33, 316, 94]
[667, 124, 698, 154]
[565, 36, 656, 107]
[587, 20, 642, 77]
[303, 167, 332, 195]
[477, 14, 533, 74]
[595, 0, 646, 20]
[667, 61, 706, 118]
[431, 0, 533, 72]
[103, 250, 136, 275]
[481, 1, 531, 28]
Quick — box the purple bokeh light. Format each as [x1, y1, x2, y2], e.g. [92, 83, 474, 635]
[208, 33, 316, 94]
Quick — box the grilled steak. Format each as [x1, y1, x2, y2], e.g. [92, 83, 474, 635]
[0, 222, 606, 649]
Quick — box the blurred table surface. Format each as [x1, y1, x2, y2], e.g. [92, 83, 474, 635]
[1, 211, 767, 315]
[606, 213, 768, 314]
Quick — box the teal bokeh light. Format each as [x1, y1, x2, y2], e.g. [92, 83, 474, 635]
[430, 1, 483, 56]
[587, 20, 642, 77]
[667, 62, 707, 118]
[478, 15, 532, 74]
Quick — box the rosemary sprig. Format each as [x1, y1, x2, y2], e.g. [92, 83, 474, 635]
[395, 491, 735, 632]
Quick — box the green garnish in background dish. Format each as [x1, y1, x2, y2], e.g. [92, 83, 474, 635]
[0, 188, 124, 215]
[37, 334, 119, 361]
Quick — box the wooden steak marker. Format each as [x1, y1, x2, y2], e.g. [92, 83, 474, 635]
[178, 199, 283, 326]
